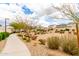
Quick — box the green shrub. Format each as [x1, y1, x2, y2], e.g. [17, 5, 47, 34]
[0, 32, 10, 41]
[47, 37, 60, 49]
[0, 34, 3, 41]
[39, 39, 46, 45]
[61, 38, 79, 55]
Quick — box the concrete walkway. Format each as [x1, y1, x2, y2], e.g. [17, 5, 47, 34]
[0, 34, 31, 56]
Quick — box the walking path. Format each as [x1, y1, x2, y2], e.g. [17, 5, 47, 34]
[0, 34, 31, 56]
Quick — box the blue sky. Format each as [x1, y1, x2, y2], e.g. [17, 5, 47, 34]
[22, 5, 33, 15]
[0, 2, 77, 27]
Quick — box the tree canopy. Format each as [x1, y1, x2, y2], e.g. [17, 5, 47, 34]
[10, 21, 28, 30]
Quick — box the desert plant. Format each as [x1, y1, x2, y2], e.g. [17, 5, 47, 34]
[31, 35, 37, 40]
[59, 29, 65, 34]
[65, 28, 70, 31]
[68, 31, 71, 34]
[39, 39, 46, 45]
[23, 37, 31, 42]
[17, 33, 23, 37]
[23, 37, 26, 40]
[55, 29, 59, 33]
[47, 37, 60, 49]
[73, 32, 77, 35]
[61, 38, 79, 55]
[26, 37, 31, 42]
[72, 29, 75, 32]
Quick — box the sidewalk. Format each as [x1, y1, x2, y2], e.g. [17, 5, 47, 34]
[0, 34, 31, 56]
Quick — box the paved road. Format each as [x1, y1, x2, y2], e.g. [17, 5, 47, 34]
[0, 34, 31, 56]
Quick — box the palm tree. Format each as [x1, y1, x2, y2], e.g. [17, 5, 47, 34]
[52, 4, 79, 47]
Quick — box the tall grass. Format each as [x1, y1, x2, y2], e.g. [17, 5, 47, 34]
[47, 36, 79, 55]
[60, 38, 79, 55]
[47, 37, 60, 49]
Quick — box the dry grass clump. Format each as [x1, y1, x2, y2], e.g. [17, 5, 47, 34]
[23, 37, 31, 42]
[47, 37, 60, 49]
[17, 33, 23, 37]
[39, 39, 46, 45]
[47, 36, 79, 56]
[60, 38, 79, 56]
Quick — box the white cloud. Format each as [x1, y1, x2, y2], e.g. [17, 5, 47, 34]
[0, 0, 78, 27]
[0, 3, 27, 22]
[0, 0, 79, 3]
[37, 16, 50, 27]
[38, 19, 50, 27]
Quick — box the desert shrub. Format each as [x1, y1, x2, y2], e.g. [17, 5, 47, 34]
[60, 38, 79, 55]
[23, 37, 31, 42]
[68, 31, 71, 34]
[65, 28, 70, 31]
[26, 37, 31, 42]
[55, 29, 59, 33]
[24, 34, 30, 37]
[0, 32, 10, 41]
[48, 28, 53, 31]
[17, 33, 23, 37]
[59, 29, 65, 34]
[39, 39, 46, 45]
[47, 37, 60, 49]
[72, 29, 75, 32]
[23, 37, 26, 40]
[31, 35, 37, 40]
[36, 28, 46, 34]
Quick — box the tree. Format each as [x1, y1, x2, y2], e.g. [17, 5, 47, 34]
[52, 4, 79, 47]
[10, 21, 28, 32]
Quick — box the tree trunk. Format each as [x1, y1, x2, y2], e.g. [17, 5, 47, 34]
[76, 23, 79, 47]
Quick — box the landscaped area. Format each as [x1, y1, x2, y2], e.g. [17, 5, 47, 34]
[0, 3, 79, 56]
[16, 28, 79, 56]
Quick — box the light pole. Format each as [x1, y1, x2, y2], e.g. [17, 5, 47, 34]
[4, 18, 9, 32]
